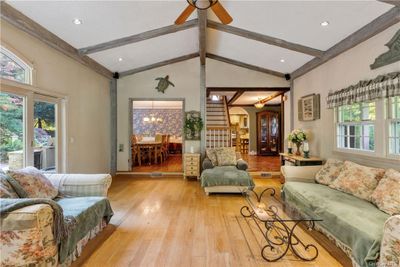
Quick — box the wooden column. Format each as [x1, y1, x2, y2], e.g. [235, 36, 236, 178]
[280, 94, 285, 153]
[200, 64, 206, 154]
[110, 78, 117, 176]
[290, 80, 294, 131]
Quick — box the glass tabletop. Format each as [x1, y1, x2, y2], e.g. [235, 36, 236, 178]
[241, 187, 322, 223]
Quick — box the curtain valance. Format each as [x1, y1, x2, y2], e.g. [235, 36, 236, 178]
[327, 72, 400, 109]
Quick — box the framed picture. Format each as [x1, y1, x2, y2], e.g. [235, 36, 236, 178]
[298, 94, 320, 121]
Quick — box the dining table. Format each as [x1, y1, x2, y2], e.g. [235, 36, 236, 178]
[135, 141, 163, 165]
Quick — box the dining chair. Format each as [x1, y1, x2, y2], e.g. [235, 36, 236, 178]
[131, 135, 141, 166]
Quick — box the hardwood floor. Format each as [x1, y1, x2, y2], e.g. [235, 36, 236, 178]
[132, 154, 183, 172]
[242, 155, 281, 172]
[82, 176, 343, 267]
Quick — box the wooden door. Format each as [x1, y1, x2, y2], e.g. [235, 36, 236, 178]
[257, 111, 280, 155]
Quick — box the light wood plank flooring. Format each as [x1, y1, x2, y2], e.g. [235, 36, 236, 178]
[83, 176, 342, 267]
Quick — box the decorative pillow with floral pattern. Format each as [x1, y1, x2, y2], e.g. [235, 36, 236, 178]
[206, 148, 218, 166]
[7, 166, 58, 199]
[329, 161, 385, 201]
[0, 174, 19, 198]
[315, 159, 344, 185]
[371, 169, 400, 215]
[215, 147, 237, 166]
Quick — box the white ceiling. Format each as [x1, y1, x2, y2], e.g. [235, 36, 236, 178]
[234, 91, 282, 105]
[209, 90, 237, 101]
[6, 0, 395, 75]
[132, 100, 183, 109]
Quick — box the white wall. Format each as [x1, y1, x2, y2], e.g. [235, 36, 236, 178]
[117, 58, 200, 171]
[1, 20, 111, 173]
[293, 22, 400, 169]
[117, 58, 289, 171]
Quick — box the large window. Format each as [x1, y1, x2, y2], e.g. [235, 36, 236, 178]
[336, 102, 376, 152]
[388, 96, 400, 156]
[0, 46, 32, 84]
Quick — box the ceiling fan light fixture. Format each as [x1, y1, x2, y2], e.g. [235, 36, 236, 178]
[186, 0, 219, 10]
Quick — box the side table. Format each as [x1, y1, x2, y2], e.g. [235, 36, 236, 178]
[184, 153, 200, 180]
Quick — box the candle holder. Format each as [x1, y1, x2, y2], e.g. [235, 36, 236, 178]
[288, 148, 292, 154]
[303, 151, 310, 158]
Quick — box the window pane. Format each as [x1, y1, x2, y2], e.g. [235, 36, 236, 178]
[0, 92, 24, 171]
[0, 52, 26, 82]
[389, 121, 400, 155]
[391, 96, 400, 119]
[34, 101, 56, 171]
[351, 104, 361, 121]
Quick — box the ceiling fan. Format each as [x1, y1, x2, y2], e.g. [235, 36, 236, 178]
[175, 0, 233, 25]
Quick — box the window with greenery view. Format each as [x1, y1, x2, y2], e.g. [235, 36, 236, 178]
[388, 96, 400, 155]
[0, 46, 31, 84]
[336, 102, 376, 152]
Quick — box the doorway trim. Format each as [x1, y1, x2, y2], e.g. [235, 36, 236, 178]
[128, 97, 186, 172]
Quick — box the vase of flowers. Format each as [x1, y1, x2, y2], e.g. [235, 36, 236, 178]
[288, 129, 307, 156]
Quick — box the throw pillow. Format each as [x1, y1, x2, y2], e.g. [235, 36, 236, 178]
[0, 174, 19, 198]
[329, 161, 385, 201]
[206, 148, 218, 166]
[371, 169, 400, 215]
[215, 147, 237, 166]
[315, 159, 344, 185]
[7, 166, 58, 199]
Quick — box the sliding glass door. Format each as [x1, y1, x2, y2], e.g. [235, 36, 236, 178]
[0, 89, 62, 172]
[0, 92, 25, 171]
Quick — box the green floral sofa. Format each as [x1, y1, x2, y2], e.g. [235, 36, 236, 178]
[0, 173, 113, 267]
[281, 162, 400, 267]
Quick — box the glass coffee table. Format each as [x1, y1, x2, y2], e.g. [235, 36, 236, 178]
[240, 187, 322, 262]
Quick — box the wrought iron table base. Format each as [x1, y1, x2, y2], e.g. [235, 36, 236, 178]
[240, 188, 320, 262]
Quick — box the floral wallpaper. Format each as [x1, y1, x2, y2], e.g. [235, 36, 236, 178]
[132, 109, 183, 136]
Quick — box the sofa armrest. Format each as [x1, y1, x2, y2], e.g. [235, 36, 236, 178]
[202, 158, 214, 170]
[380, 215, 400, 266]
[45, 173, 112, 197]
[281, 166, 322, 183]
[236, 159, 248, 171]
[1, 204, 58, 266]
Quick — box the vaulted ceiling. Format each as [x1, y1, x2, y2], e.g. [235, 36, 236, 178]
[4, 0, 398, 79]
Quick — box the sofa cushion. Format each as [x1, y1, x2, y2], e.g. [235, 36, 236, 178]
[7, 166, 58, 199]
[283, 182, 390, 267]
[215, 147, 237, 166]
[56, 197, 113, 262]
[371, 169, 400, 215]
[315, 159, 343, 185]
[0, 174, 19, 198]
[201, 166, 254, 188]
[329, 161, 385, 201]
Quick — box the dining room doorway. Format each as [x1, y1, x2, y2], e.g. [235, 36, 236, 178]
[130, 99, 184, 173]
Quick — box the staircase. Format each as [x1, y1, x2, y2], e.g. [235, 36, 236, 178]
[206, 96, 232, 148]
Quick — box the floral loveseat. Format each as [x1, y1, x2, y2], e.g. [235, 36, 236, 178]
[1, 171, 113, 267]
[281, 160, 400, 267]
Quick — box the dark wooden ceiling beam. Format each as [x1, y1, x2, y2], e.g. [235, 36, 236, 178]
[207, 87, 290, 93]
[258, 91, 285, 104]
[119, 53, 199, 77]
[79, 19, 198, 55]
[227, 89, 245, 105]
[207, 20, 324, 58]
[198, 10, 207, 65]
[0, 2, 113, 79]
[206, 53, 286, 78]
[292, 6, 400, 79]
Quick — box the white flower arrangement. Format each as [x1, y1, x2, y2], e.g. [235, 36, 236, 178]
[288, 129, 307, 144]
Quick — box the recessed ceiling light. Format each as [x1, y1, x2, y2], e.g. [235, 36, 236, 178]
[118, 57, 123, 62]
[280, 59, 285, 63]
[320, 21, 329, 27]
[73, 18, 83, 25]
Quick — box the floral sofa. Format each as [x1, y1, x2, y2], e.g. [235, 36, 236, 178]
[281, 160, 400, 267]
[1, 172, 113, 267]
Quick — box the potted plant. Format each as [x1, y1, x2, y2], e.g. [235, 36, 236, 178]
[184, 111, 203, 140]
[288, 129, 307, 156]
